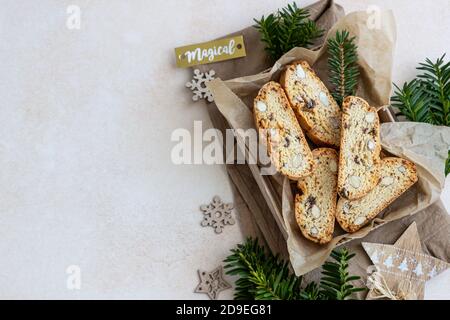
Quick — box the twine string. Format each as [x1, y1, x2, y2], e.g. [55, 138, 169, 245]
[367, 271, 413, 300]
[376, 105, 390, 112]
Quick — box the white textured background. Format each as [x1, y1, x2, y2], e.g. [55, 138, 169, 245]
[0, 0, 449, 299]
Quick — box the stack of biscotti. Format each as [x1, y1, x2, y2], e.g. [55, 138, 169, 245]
[335, 96, 418, 232]
[336, 157, 418, 233]
[253, 60, 418, 244]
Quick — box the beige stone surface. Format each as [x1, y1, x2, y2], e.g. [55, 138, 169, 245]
[0, 0, 448, 299]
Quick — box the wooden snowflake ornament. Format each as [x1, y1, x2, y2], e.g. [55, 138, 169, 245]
[200, 196, 235, 234]
[186, 69, 215, 102]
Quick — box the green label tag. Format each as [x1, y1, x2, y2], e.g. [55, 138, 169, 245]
[175, 35, 246, 68]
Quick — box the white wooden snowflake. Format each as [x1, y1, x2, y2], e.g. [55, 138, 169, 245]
[186, 69, 216, 102]
[200, 196, 235, 234]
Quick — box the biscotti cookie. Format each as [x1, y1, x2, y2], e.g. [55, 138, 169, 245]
[336, 157, 418, 233]
[337, 96, 381, 200]
[295, 148, 338, 244]
[254, 81, 314, 179]
[280, 60, 341, 147]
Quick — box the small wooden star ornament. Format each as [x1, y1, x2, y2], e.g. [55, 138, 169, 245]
[194, 266, 231, 300]
[363, 222, 449, 300]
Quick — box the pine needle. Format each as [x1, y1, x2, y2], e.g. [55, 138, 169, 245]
[319, 249, 366, 300]
[223, 238, 302, 300]
[391, 79, 433, 123]
[327, 30, 360, 106]
[446, 151, 450, 176]
[417, 54, 450, 126]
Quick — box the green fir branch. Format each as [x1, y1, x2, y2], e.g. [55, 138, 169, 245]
[223, 238, 302, 300]
[299, 282, 321, 300]
[224, 238, 365, 300]
[327, 30, 360, 106]
[254, 3, 323, 61]
[417, 54, 450, 126]
[391, 54, 450, 175]
[391, 79, 433, 123]
[319, 249, 366, 300]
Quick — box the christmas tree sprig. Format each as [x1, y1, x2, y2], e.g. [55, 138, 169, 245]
[327, 30, 360, 106]
[417, 55, 450, 126]
[319, 249, 366, 300]
[391, 54, 450, 175]
[254, 2, 323, 61]
[224, 238, 365, 300]
[223, 238, 302, 300]
[391, 80, 433, 123]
